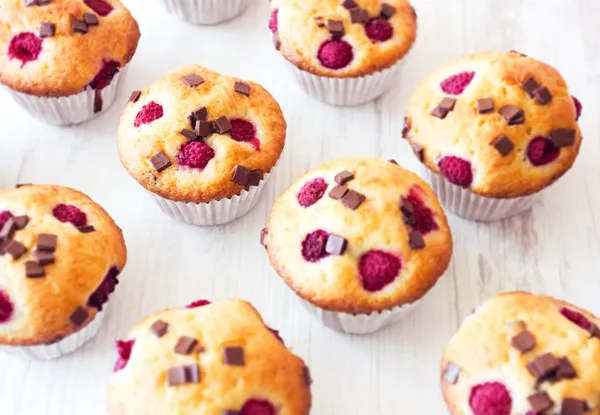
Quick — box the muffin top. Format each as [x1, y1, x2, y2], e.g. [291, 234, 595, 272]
[441, 292, 600, 415]
[404, 51, 583, 198]
[118, 65, 287, 204]
[0, 0, 140, 97]
[269, 0, 417, 78]
[0, 184, 126, 346]
[107, 299, 312, 415]
[263, 157, 452, 314]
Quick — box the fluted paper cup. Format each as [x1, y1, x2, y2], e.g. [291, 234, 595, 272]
[159, 0, 248, 25]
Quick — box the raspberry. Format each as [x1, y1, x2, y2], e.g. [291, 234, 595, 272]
[8, 32, 42, 67]
[176, 141, 215, 170]
[133, 101, 164, 128]
[230, 119, 260, 151]
[241, 400, 275, 415]
[297, 178, 328, 208]
[359, 250, 402, 292]
[53, 204, 88, 227]
[88, 267, 120, 311]
[186, 299, 211, 308]
[440, 71, 476, 95]
[526, 137, 559, 167]
[89, 60, 120, 90]
[0, 290, 14, 324]
[438, 156, 473, 187]
[572, 96, 582, 121]
[469, 382, 512, 415]
[113, 339, 135, 372]
[407, 186, 438, 235]
[301, 230, 330, 262]
[317, 39, 354, 70]
[560, 307, 592, 330]
[269, 9, 278, 33]
[84, 0, 113, 16]
[0, 211, 14, 230]
[365, 18, 394, 43]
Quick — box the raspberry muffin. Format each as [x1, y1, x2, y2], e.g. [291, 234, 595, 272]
[269, 0, 417, 105]
[159, 0, 249, 25]
[118, 65, 286, 226]
[0, 0, 140, 125]
[0, 184, 126, 359]
[442, 292, 600, 415]
[404, 51, 583, 221]
[107, 298, 312, 415]
[263, 157, 452, 334]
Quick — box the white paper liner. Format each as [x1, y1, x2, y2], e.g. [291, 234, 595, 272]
[287, 60, 402, 106]
[160, 0, 248, 25]
[0, 308, 106, 360]
[420, 166, 542, 222]
[6, 65, 129, 126]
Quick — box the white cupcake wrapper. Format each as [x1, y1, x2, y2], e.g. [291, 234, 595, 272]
[287, 60, 402, 106]
[159, 0, 248, 25]
[300, 298, 420, 335]
[420, 166, 541, 222]
[6, 65, 129, 126]
[0, 307, 106, 360]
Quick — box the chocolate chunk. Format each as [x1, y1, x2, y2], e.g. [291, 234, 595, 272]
[350, 8, 369, 24]
[411, 143, 424, 162]
[588, 324, 600, 339]
[511, 330, 536, 353]
[554, 357, 576, 381]
[37, 234, 57, 251]
[335, 170, 354, 185]
[83, 13, 99, 26]
[402, 117, 411, 139]
[77, 225, 95, 233]
[560, 399, 587, 415]
[150, 151, 171, 172]
[128, 90, 141, 103]
[223, 346, 245, 366]
[25, 261, 45, 278]
[399, 197, 415, 225]
[327, 19, 344, 36]
[409, 231, 425, 249]
[499, 105, 525, 125]
[0, 219, 15, 240]
[69, 306, 89, 326]
[13, 215, 29, 230]
[180, 129, 198, 141]
[341, 190, 365, 210]
[247, 170, 263, 187]
[181, 74, 204, 87]
[491, 135, 514, 156]
[431, 98, 457, 119]
[232, 165, 251, 186]
[39, 22, 55, 38]
[16, 183, 32, 188]
[196, 120, 213, 138]
[527, 352, 559, 379]
[33, 250, 54, 265]
[214, 116, 232, 134]
[150, 320, 168, 338]
[72, 19, 88, 33]
[174, 336, 198, 355]
[316, 21, 325, 28]
[329, 185, 348, 200]
[0, 240, 9, 255]
[528, 391, 554, 413]
[534, 86, 552, 105]
[510, 49, 527, 57]
[325, 234, 347, 255]
[234, 82, 250, 96]
[522, 76, 540, 97]
[167, 364, 200, 386]
[341, 0, 357, 9]
[381, 3, 396, 19]
[223, 411, 239, 415]
[192, 106, 208, 122]
[273, 33, 281, 50]
[477, 98, 494, 114]
[260, 228, 267, 247]
[389, 159, 398, 165]
[550, 129, 576, 148]
[302, 366, 313, 386]
[5, 240, 26, 259]
[443, 362, 461, 384]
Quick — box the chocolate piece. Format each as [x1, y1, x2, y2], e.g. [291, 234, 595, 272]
[350, 8, 369, 24]
[550, 129, 576, 148]
[510, 49, 527, 57]
[555, 357, 576, 381]
[214, 116, 232, 134]
[25, 261, 45, 278]
[588, 324, 600, 339]
[527, 353, 559, 379]
[528, 391, 554, 413]
[69, 306, 88, 326]
[511, 330, 536, 353]
[5, 240, 26, 259]
[431, 97, 457, 119]
[302, 366, 313, 386]
[150, 320, 168, 338]
[39, 22, 55, 38]
[381, 3, 396, 19]
[196, 120, 213, 138]
[192, 106, 208, 122]
[247, 170, 263, 187]
[150, 151, 171, 172]
[232, 165, 251, 186]
[223, 346, 245, 366]
[128, 90, 141, 103]
[491, 135, 514, 156]
[409, 231, 425, 249]
[560, 399, 587, 415]
[273, 33, 281, 50]
[37, 234, 57, 252]
[0, 240, 9, 255]
[223, 411, 239, 415]
[198, 346, 206, 354]
[83, 12, 99, 26]
[522, 76, 540, 97]
[534, 86, 552, 105]
[402, 117, 411, 139]
[174, 336, 198, 355]
[167, 364, 200, 386]
[72, 19, 88, 33]
[33, 250, 54, 265]
[443, 362, 461, 384]
[329, 185, 348, 200]
[0, 219, 15, 240]
[180, 129, 198, 141]
[16, 183, 32, 188]
[13, 215, 29, 230]
[181, 74, 204, 87]
[234, 82, 250, 96]
[327, 19, 344, 36]
[499, 105, 525, 125]
[389, 159, 398, 165]
[335, 170, 354, 185]
[477, 98, 494, 114]
[341, 0, 357, 9]
[341, 190, 365, 210]
[399, 197, 415, 225]
[316, 21, 325, 28]
[411, 143, 424, 162]
[77, 225, 95, 233]
[260, 228, 267, 247]
[325, 234, 347, 255]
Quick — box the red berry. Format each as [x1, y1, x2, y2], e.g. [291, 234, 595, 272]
[469, 382, 512, 415]
[176, 141, 215, 170]
[186, 300, 211, 308]
[84, 0, 113, 16]
[241, 400, 275, 415]
[302, 230, 330, 262]
[269, 9, 279, 33]
[53, 204, 88, 227]
[88, 267, 120, 311]
[317, 39, 354, 70]
[526, 137, 559, 167]
[230, 119, 260, 151]
[89, 60, 120, 90]
[572, 95, 582, 121]
[134, 102, 164, 128]
[0, 290, 14, 324]
[365, 18, 393, 43]
[113, 339, 135, 372]
[407, 186, 438, 235]
[359, 250, 402, 292]
[438, 156, 473, 188]
[440, 71, 475, 95]
[297, 178, 328, 208]
[560, 307, 593, 331]
[8, 32, 42, 67]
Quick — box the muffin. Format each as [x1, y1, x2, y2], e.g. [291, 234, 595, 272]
[118, 65, 286, 226]
[404, 51, 583, 221]
[107, 298, 312, 415]
[269, 0, 417, 105]
[0, 0, 140, 125]
[441, 292, 600, 415]
[159, 0, 249, 25]
[263, 157, 452, 334]
[0, 184, 126, 359]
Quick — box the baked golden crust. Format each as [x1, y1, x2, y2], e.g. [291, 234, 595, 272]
[0, 185, 126, 346]
[118, 65, 286, 204]
[271, 0, 417, 78]
[264, 157, 452, 314]
[441, 292, 600, 415]
[107, 299, 311, 415]
[405, 51, 582, 198]
[0, 0, 140, 97]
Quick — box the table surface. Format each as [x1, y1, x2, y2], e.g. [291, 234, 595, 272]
[2, 0, 599, 413]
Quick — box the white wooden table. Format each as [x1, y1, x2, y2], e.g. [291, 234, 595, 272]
[1, 0, 599, 413]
